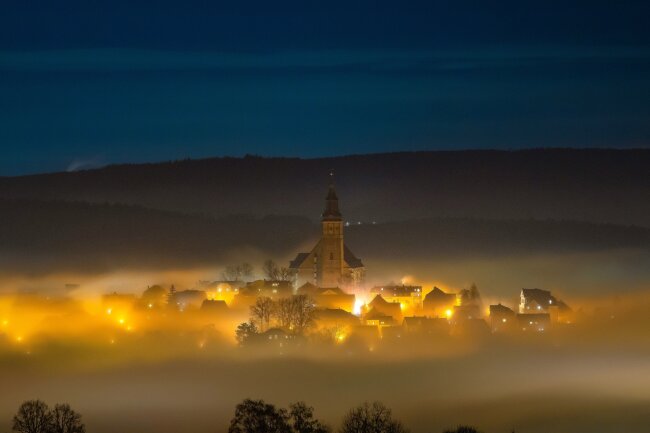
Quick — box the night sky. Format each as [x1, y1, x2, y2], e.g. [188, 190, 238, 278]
[1, 1, 649, 175]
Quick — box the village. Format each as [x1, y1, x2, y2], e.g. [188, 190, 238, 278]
[97, 177, 575, 351]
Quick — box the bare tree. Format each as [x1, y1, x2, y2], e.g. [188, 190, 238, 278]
[291, 295, 316, 335]
[241, 262, 254, 279]
[228, 399, 328, 433]
[275, 297, 294, 330]
[250, 297, 276, 331]
[228, 399, 291, 433]
[339, 402, 408, 433]
[263, 260, 281, 280]
[274, 295, 316, 335]
[50, 404, 85, 433]
[223, 263, 254, 281]
[289, 402, 330, 433]
[12, 400, 52, 433]
[278, 267, 296, 282]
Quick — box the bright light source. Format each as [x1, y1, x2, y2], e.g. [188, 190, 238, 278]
[106, 308, 112, 315]
[502, 318, 507, 323]
[445, 309, 453, 318]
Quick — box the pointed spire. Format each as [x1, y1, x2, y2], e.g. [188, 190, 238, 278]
[322, 170, 342, 221]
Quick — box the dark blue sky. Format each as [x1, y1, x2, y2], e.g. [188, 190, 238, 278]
[1, 1, 649, 175]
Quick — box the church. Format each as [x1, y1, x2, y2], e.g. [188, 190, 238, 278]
[289, 176, 365, 289]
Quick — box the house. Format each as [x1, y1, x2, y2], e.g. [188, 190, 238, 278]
[365, 294, 402, 322]
[289, 175, 365, 289]
[452, 318, 491, 337]
[102, 292, 137, 315]
[251, 328, 301, 349]
[519, 288, 572, 322]
[241, 280, 293, 298]
[200, 299, 229, 315]
[402, 316, 450, 336]
[363, 308, 396, 327]
[517, 313, 550, 332]
[314, 308, 360, 329]
[370, 285, 423, 310]
[297, 283, 356, 312]
[423, 287, 457, 318]
[489, 303, 516, 332]
[170, 289, 207, 310]
[452, 304, 482, 322]
[199, 281, 243, 305]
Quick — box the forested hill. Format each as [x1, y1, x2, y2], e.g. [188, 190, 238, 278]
[0, 149, 648, 227]
[1, 199, 649, 275]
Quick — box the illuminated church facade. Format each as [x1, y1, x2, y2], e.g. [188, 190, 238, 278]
[289, 177, 365, 289]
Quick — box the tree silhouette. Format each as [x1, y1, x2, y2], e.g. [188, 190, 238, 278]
[222, 263, 254, 281]
[251, 297, 276, 331]
[289, 402, 330, 433]
[49, 404, 85, 433]
[12, 400, 52, 433]
[235, 321, 258, 346]
[274, 295, 316, 334]
[339, 402, 408, 433]
[228, 400, 329, 433]
[263, 260, 281, 280]
[228, 399, 291, 433]
[442, 427, 481, 433]
[290, 295, 316, 334]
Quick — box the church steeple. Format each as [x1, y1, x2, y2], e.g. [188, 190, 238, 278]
[322, 171, 342, 221]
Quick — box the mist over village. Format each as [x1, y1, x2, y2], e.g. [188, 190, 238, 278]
[2, 1, 650, 433]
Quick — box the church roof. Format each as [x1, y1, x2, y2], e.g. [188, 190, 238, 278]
[289, 244, 364, 269]
[344, 245, 364, 268]
[289, 252, 310, 268]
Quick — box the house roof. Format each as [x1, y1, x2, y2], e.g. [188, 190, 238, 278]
[316, 308, 357, 320]
[490, 303, 514, 315]
[371, 285, 422, 296]
[297, 282, 318, 293]
[201, 299, 228, 311]
[402, 316, 435, 327]
[424, 287, 456, 302]
[521, 288, 571, 311]
[364, 307, 393, 321]
[369, 294, 389, 306]
[368, 295, 402, 316]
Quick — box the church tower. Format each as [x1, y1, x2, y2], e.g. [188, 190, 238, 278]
[318, 173, 345, 287]
[289, 173, 365, 289]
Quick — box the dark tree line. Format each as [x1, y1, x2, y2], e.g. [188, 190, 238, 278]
[10, 398, 487, 433]
[228, 399, 485, 433]
[12, 401, 85, 433]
